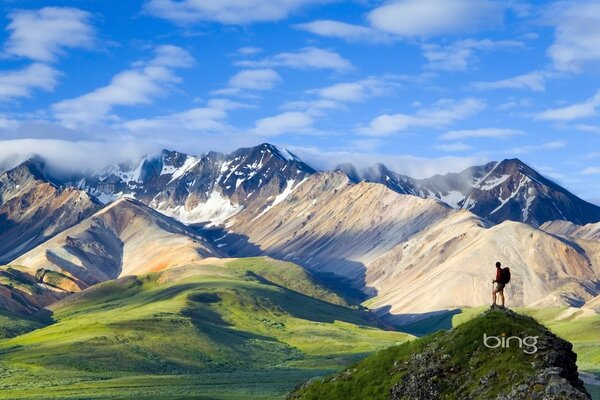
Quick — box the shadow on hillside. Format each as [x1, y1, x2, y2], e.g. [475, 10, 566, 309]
[193, 224, 374, 306]
[375, 306, 462, 337]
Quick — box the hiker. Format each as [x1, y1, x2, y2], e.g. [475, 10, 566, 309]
[492, 261, 510, 308]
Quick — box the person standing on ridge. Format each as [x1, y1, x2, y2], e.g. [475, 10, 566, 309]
[492, 261, 510, 309]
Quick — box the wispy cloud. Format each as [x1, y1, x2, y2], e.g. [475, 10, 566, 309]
[289, 144, 486, 179]
[295, 20, 390, 43]
[535, 90, 600, 121]
[251, 111, 314, 136]
[436, 142, 473, 152]
[233, 47, 263, 56]
[422, 39, 522, 71]
[360, 98, 486, 136]
[472, 71, 548, 92]
[440, 128, 524, 140]
[496, 98, 534, 111]
[545, 1, 600, 72]
[228, 69, 281, 90]
[507, 140, 566, 155]
[0, 63, 60, 101]
[52, 45, 193, 127]
[123, 98, 245, 133]
[236, 47, 353, 71]
[282, 75, 409, 114]
[581, 167, 600, 175]
[308, 76, 396, 103]
[4, 7, 94, 62]
[145, 0, 337, 25]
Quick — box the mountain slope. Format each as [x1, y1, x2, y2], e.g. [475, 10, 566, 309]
[0, 257, 409, 399]
[542, 220, 600, 241]
[13, 197, 221, 289]
[289, 309, 591, 400]
[214, 172, 600, 323]
[0, 159, 101, 263]
[363, 213, 600, 323]
[342, 159, 600, 226]
[222, 171, 454, 291]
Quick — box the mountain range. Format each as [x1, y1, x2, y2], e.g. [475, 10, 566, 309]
[2, 143, 600, 325]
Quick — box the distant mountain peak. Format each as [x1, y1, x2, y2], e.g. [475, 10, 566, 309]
[340, 158, 600, 226]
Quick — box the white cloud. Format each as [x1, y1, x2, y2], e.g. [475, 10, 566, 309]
[145, 0, 336, 25]
[294, 20, 390, 42]
[436, 142, 473, 152]
[228, 69, 281, 90]
[280, 99, 342, 113]
[367, 0, 505, 37]
[582, 167, 600, 175]
[440, 128, 524, 140]
[0, 63, 60, 101]
[545, 1, 600, 72]
[422, 39, 522, 71]
[535, 91, 600, 122]
[575, 124, 600, 134]
[123, 99, 244, 133]
[289, 144, 486, 179]
[472, 71, 547, 91]
[309, 76, 394, 103]
[496, 98, 533, 110]
[234, 47, 263, 56]
[236, 47, 353, 71]
[4, 7, 94, 62]
[361, 98, 486, 136]
[0, 115, 19, 130]
[52, 45, 193, 127]
[0, 138, 158, 175]
[507, 140, 567, 155]
[252, 111, 314, 136]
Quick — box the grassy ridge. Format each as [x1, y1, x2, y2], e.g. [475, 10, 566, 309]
[0, 257, 410, 399]
[290, 310, 556, 400]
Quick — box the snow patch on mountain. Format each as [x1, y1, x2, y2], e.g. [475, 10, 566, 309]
[478, 174, 510, 191]
[157, 190, 242, 225]
[437, 190, 465, 208]
[254, 177, 309, 220]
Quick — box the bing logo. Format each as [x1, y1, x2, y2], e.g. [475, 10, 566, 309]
[483, 333, 538, 354]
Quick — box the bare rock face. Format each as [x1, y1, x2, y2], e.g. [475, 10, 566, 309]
[0, 159, 101, 263]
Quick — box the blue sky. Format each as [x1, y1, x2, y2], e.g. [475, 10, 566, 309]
[0, 1, 600, 203]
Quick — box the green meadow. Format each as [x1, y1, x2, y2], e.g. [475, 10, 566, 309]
[0, 257, 410, 399]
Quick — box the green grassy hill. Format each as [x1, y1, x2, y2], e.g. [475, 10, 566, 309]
[289, 309, 591, 400]
[0, 257, 410, 399]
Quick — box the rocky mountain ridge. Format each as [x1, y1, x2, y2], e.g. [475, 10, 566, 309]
[340, 158, 600, 226]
